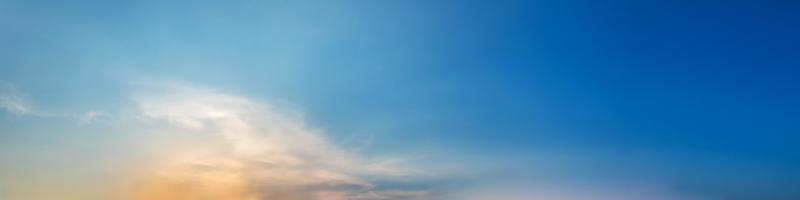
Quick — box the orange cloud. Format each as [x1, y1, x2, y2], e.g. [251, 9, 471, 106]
[127, 83, 430, 200]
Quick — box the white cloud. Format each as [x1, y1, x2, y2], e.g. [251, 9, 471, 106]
[0, 87, 31, 115]
[131, 83, 430, 200]
[77, 111, 109, 125]
[0, 84, 111, 126]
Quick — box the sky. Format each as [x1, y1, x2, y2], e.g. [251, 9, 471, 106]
[1, 0, 799, 199]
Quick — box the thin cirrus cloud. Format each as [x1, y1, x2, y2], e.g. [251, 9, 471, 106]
[0, 84, 109, 125]
[0, 86, 31, 115]
[130, 82, 434, 200]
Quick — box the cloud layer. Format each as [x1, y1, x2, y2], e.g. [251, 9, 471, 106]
[131, 84, 430, 200]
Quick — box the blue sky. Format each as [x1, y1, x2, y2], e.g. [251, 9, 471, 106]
[1, 0, 799, 199]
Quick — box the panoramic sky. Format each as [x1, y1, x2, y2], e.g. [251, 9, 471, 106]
[1, 0, 799, 200]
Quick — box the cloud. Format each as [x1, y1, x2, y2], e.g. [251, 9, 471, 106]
[78, 111, 109, 125]
[450, 183, 707, 200]
[0, 86, 31, 115]
[0, 83, 111, 126]
[130, 83, 432, 200]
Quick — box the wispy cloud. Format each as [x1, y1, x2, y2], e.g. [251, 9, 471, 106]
[77, 111, 109, 125]
[0, 85, 31, 115]
[0, 84, 111, 126]
[131, 83, 433, 200]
